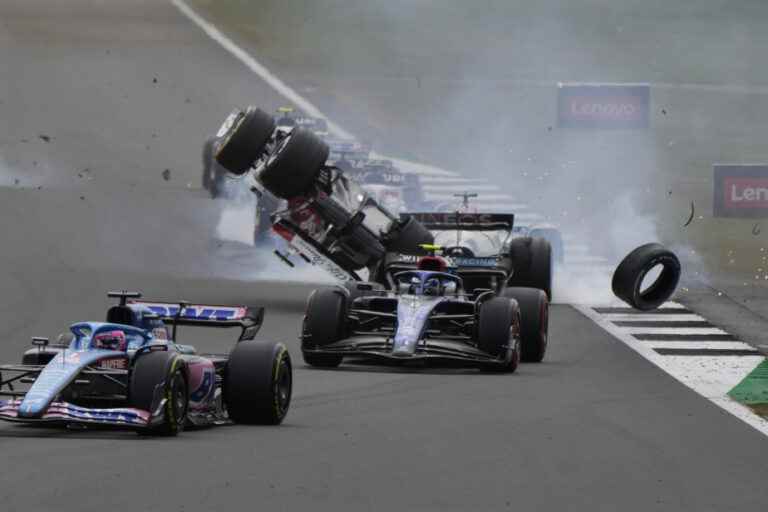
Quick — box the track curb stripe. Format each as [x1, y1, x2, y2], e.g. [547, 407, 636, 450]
[576, 303, 768, 437]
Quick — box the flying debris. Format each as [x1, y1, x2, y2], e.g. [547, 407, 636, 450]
[683, 201, 695, 227]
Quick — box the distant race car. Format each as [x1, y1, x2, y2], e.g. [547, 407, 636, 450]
[300, 253, 549, 371]
[0, 291, 292, 435]
[274, 107, 329, 137]
[325, 138, 372, 172]
[376, 212, 553, 300]
[346, 159, 428, 213]
[432, 193, 565, 263]
[212, 106, 433, 278]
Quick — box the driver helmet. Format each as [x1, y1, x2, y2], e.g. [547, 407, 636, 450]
[423, 277, 442, 296]
[93, 330, 127, 351]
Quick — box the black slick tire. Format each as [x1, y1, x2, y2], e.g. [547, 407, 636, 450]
[385, 216, 434, 254]
[129, 351, 188, 436]
[215, 107, 276, 175]
[529, 227, 564, 263]
[259, 128, 329, 199]
[224, 341, 292, 425]
[476, 297, 519, 372]
[502, 287, 549, 363]
[507, 236, 553, 300]
[612, 243, 681, 311]
[301, 288, 346, 367]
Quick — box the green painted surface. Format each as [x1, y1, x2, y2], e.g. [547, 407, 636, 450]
[728, 359, 768, 406]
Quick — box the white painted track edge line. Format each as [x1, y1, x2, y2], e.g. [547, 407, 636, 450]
[170, 0, 451, 179]
[170, 0, 360, 141]
[573, 304, 768, 437]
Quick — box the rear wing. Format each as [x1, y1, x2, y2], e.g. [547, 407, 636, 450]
[129, 300, 264, 341]
[403, 212, 515, 231]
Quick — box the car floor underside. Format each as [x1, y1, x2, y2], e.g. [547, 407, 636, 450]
[303, 337, 506, 365]
[304, 297, 506, 365]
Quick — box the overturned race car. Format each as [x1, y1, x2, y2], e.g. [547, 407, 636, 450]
[213, 106, 433, 277]
[0, 291, 292, 435]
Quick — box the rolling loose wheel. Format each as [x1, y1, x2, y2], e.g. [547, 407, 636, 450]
[612, 243, 681, 311]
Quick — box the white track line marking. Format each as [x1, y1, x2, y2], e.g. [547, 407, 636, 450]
[172, 0, 461, 182]
[170, 0, 357, 141]
[420, 184, 505, 192]
[602, 314, 707, 322]
[622, 326, 731, 335]
[575, 304, 768, 437]
[646, 341, 757, 350]
[383, 157, 458, 177]
[419, 176, 490, 184]
[424, 192, 519, 201]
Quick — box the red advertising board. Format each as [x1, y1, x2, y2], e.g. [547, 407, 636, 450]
[713, 165, 768, 218]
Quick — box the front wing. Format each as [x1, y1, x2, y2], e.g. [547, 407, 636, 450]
[303, 336, 507, 367]
[0, 399, 152, 427]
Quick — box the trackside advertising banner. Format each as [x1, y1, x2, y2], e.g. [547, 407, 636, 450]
[557, 83, 650, 129]
[713, 164, 768, 218]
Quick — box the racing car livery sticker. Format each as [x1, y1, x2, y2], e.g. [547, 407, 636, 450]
[136, 303, 248, 321]
[19, 349, 125, 417]
[393, 254, 499, 268]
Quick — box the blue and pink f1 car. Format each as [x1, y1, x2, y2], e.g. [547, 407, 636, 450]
[0, 291, 292, 435]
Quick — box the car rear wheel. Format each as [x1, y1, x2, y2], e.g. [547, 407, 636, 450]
[224, 341, 292, 425]
[475, 297, 520, 372]
[130, 352, 188, 436]
[502, 287, 549, 362]
[259, 128, 329, 199]
[215, 107, 276, 175]
[529, 227, 564, 264]
[507, 236, 553, 300]
[302, 288, 346, 367]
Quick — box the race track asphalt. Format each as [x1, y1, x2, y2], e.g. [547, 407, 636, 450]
[0, 2, 766, 511]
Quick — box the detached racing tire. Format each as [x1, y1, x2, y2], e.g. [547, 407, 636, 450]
[385, 216, 434, 254]
[302, 288, 346, 367]
[507, 236, 553, 300]
[130, 351, 188, 436]
[224, 340, 292, 425]
[259, 128, 329, 199]
[612, 243, 681, 311]
[215, 107, 276, 175]
[502, 287, 549, 363]
[476, 297, 519, 372]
